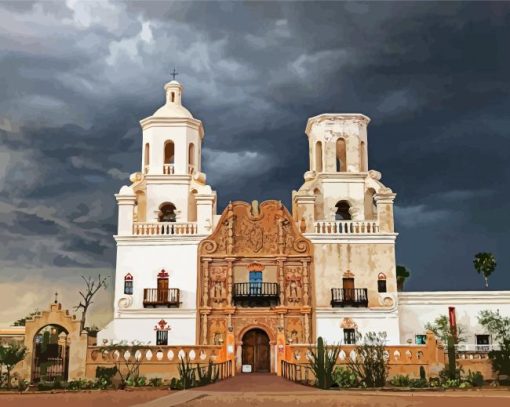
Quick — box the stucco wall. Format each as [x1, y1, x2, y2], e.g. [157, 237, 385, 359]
[312, 241, 397, 308]
[398, 291, 510, 345]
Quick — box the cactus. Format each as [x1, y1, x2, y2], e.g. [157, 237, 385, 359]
[420, 366, 426, 380]
[308, 336, 341, 389]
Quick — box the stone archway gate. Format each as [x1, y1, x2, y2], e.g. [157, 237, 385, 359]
[19, 302, 88, 381]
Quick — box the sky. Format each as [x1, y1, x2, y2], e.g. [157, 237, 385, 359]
[0, 1, 509, 328]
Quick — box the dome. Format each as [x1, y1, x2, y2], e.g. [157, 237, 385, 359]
[153, 104, 193, 119]
[152, 80, 194, 119]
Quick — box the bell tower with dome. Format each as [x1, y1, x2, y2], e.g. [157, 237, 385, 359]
[98, 78, 217, 346]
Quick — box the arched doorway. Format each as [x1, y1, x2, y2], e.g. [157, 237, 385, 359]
[32, 324, 70, 382]
[241, 328, 270, 373]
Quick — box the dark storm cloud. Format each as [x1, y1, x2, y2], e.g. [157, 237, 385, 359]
[0, 1, 509, 326]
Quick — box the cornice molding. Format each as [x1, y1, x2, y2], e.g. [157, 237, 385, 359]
[114, 235, 208, 245]
[398, 291, 510, 305]
[305, 113, 371, 136]
[305, 233, 398, 244]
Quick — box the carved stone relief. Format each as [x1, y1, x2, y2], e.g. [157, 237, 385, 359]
[284, 266, 303, 305]
[209, 266, 227, 305]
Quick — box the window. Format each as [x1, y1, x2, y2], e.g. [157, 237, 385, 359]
[249, 271, 262, 295]
[476, 334, 490, 351]
[164, 140, 175, 164]
[377, 279, 387, 293]
[344, 329, 356, 345]
[415, 335, 427, 345]
[156, 330, 168, 345]
[315, 141, 323, 172]
[124, 274, 133, 295]
[335, 201, 351, 220]
[336, 138, 346, 172]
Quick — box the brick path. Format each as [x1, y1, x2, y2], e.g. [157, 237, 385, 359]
[201, 373, 319, 392]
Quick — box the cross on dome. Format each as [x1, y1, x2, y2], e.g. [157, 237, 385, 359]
[170, 67, 179, 81]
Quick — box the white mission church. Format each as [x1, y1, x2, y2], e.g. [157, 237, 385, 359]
[98, 78, 509, 371]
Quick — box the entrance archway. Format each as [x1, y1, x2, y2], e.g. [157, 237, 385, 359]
[241, 328, 270, 373]
[31, 324, 70, 382]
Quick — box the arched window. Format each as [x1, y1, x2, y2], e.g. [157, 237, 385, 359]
[164, 141, 175, 164]
[124, 273, 133, 295]
[135, 190, 146, 222]
[144, 143, 150, 169]
[315, 141, 323, 172]
[335, 200, 351, 220]
[336, 138, 347, 172]
[360, 141, 366, 171]
[158, 202, 177, 222]
[171, 92, 175, 103]
[188, 143, 195, 174]
[377, 273, 387, 293]
[313, 188, 323, 220]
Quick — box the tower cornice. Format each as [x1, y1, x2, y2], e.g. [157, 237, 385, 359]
[140, 116, 204, 138]
[305, 113, 371, 136]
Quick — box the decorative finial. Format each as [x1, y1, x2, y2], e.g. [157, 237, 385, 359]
[170, 67, 179, 81]
[54, 292, 58, 304]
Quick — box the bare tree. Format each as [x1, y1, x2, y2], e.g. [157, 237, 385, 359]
[74, 274, 109, 332]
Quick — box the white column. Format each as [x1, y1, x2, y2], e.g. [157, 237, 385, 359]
[115, 186, 136, 236]
[196, 194, 216, 234]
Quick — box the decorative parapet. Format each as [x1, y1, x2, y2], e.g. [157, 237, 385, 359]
[133, 222, 198, 236]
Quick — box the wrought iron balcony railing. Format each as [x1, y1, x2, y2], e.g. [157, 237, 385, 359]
[232, 283, 279, 307]
[143, 288, 180, 308]
[331, 288, 368, 307]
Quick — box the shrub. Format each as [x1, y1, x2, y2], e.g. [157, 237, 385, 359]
[196, 361, 219, 386]
[465, 370, 484, 387]
[149, 377, 163, 387]
[348, 332, 389, 388]
[37, 381, 56, 391]
[17, 379, 29, 392]
[67, 378, 90, 390]
[409, 378, 428, 388]
[177, 355, 196, 389]
[442, 378, 461, 388]
[95, 366, 117, 385]
[390, 374, 411, 387]
[332, 366, 358, 388]
[169, 377, 183, 390]
[308, 337, 341, 389]
[135, 376, 146, 387]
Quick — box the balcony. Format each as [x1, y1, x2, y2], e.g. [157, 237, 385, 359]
[331, 288, 368, 307]
[133, 222, 198, 236]
[232, 283, 279, 307]
[314, 220, 379, 234]
[143, 288, 180, 308]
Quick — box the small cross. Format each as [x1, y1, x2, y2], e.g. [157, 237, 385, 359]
[54, 292, 58, 304]
[170, 67, 179, 81]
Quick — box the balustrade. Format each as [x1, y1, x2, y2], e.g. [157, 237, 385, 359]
[163, 164, 175, 175]
[314, 220, 379, 234]
[133, 222, 198, 236]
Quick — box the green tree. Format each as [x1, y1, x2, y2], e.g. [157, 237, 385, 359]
[396, 265, 410, 292]
[478, 310, 510, 376]
[473, 253, 497, 288]
[425, 315, 464, 380]
[0, 343, 27, 389]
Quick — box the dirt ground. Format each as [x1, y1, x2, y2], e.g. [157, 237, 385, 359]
[0, 388, 169, 407]
[187, 391, 510, 407]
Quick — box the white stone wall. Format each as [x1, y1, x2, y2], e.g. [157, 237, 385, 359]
[398, 291, 510, 345]
[316, 309, 400, 344]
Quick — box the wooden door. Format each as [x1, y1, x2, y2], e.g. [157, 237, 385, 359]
[241, 329, 270, 372]
[157, 278, 169, 303]
[343, 278, 354, 301]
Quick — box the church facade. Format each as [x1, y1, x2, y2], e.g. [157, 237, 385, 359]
[98, 79, 510, 373]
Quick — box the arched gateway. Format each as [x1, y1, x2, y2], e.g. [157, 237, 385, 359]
[198, 200, 313, 373]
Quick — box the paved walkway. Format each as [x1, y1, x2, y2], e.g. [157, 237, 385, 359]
[133, 374, 510, 407]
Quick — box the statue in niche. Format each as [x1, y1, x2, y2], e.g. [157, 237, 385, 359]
[210, 267, 226, 304]
[285, 267, 302, 304]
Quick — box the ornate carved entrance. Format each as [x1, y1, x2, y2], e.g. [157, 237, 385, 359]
[197, 200, 314, 373]
[242, 328, 270, 372]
